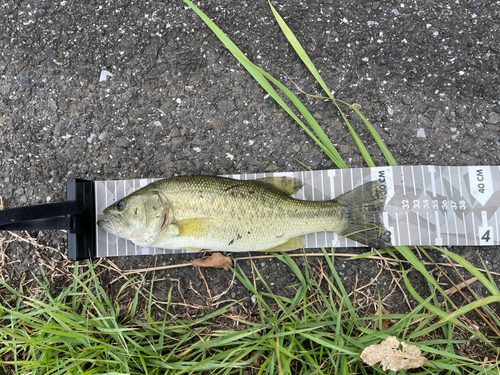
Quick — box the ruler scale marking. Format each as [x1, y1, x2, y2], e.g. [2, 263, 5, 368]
[395, 212, 401, 246]
[411, 165, 416, 196]
[340, 170, 347, 247]
[311, 171, 318, 249]
[496, 212, 499, 245]
[458, 166, 463, 197]
[421, 165, 427, 196]
[401, 166, 406, 196]
[463, 212, 468, 246]
[416, 211, 422, 244]
[406, 212, 411, 244]
[440, 166, 445, 197]
[105, 181, 109, 257]
[453, 208, 459, 245]
[472, 213, 477, 246]
[445, 212, 449, 244]
[321, 170, 327, 247]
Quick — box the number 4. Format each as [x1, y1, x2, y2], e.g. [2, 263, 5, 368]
[481, 230, 491, 242]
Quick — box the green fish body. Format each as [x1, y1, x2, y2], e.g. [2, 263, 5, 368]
[98, 176, 391, 251]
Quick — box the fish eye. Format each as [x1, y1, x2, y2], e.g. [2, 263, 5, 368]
[116, 200, 126, 211]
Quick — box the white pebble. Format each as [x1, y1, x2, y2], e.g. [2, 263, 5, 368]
[99, 70, 113, 82]
[417, 128, 426, 138]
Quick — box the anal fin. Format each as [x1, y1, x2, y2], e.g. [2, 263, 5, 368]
[262, 237, 304, 252]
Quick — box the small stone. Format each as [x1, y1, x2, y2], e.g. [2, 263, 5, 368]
[87, 133, 96, 143]
[35, 8, 46, 17]
[115, 137, 129, 147]
[387, 106, 394, 115]
[417, 128, 426, 138]
[218, 100, 235, 112]
[48, 99, 58, 112]
[193, 147, 201, 153]
[0, 84, 11, 96]
[98, 132, 107, 141]
[488, 112, 500, 125]
[266, 164, 279, 172]
[154, 121, 162, 127]
[415, 101, 428, 113]
[19, 195, 28, 204]
[99, 70, 113, 82]
[20, 77, 31, 87]
[340, 145, 352, 154]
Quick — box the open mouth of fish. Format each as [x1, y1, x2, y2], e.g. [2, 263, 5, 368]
[97, 212, 124, 235]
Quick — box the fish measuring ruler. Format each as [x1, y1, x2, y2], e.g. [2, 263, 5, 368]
[94, 165, 500, 257]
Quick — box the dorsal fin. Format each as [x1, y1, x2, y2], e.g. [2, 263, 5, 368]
[255, 176, 303, 195]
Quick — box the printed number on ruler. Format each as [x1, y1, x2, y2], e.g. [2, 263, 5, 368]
[479, 211, 493, 245]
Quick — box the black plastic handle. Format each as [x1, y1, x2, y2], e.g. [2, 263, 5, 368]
[0, 200, 82, 230]
[0, 180, 96, 260]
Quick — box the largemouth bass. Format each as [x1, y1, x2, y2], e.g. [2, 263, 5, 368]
[97, 176, 391, 251]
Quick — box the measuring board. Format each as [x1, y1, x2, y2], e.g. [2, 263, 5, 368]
[94, 165, 500, 257]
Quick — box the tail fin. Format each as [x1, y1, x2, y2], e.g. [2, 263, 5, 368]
[334, 180, 392, 248]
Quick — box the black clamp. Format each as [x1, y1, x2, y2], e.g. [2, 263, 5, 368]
[0, 180, 96, 260]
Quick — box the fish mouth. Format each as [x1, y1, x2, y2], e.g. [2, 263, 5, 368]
[97, 218, 113, 232]
[97, 211, 124, 236]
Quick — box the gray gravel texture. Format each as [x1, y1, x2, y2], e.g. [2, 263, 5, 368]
[1, 0, 500, 318]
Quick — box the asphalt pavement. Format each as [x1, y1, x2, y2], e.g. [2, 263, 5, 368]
[1, 0, 499, 315]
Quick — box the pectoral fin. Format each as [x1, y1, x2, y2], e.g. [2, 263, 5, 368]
[262, 237, 304, 252]
[256, 177, 303, 195]
[177, 218, 213, 237]
[163, 224, 180, 236]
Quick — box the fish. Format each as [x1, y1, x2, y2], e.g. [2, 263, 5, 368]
[97, 175, 392, 251]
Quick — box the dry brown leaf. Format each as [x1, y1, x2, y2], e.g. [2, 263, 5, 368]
[360, 336, 427, 371]
[373, 305, 391, 331]
[444, 277, 478, 296]
[252, 350, 262, 367]
[188, 253, 233, 271]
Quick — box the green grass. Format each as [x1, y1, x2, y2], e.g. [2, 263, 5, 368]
[1, 255, 499, 375]
[1, 1, 500, 374]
